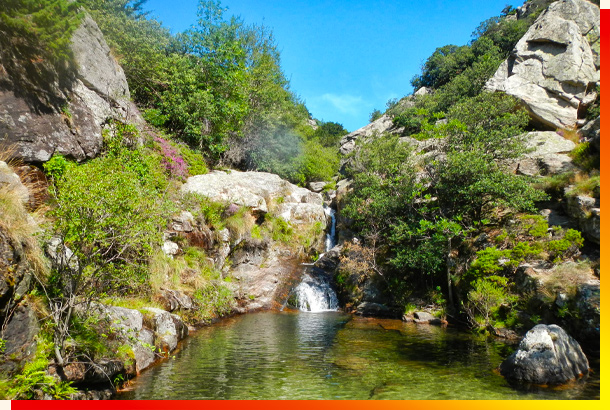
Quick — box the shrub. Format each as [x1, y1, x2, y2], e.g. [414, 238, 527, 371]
[546, 229, 584, 262]
[154, 137, 189, 180]
[466, 277, 517, 329]
[518, 215, 549, 238]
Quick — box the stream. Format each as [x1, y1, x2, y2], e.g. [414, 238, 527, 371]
[118, 311, 599, 400]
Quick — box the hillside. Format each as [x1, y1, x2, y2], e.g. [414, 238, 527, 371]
[0, 0, 601, 399]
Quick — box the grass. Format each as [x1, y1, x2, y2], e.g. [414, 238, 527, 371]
[0, 153, 49, 282]
[537, 260, 596, 300]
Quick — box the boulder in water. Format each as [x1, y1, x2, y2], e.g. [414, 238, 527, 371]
[500, 324, 589, 385]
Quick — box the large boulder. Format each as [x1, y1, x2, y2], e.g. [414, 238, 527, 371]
[0, 14, 142, 163]
[500, 324, 589, 384]
[181, 170, 326, 225]
[339, 114, 398, 156]
[486, 0, 600, 130]
[511, 131, 576, 176]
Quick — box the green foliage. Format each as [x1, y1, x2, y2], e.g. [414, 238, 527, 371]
[265, 214, 293, 243]
[466, 277, 518, 329]
[43, 154, 72, 181]
[192, 283, 235, 320]
[178, 144, 209, 176]
[369, 109, 383, 123]
[48, 125, 170, 295]
[468, 247, 511, 280]
[5, 333, 77, 399]
[0, 0, 83, 64]
[546, 229, 584, 262]
[568, 173, 600, 198]
[411, 44, 476, 90]
[311, 121, 349, 148]
[570, 142, 599, 173]
[518, 215, 549, 238]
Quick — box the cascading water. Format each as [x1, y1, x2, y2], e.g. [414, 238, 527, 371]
[324, 205, 337, 252]
[292, 205, 339, 312]
[294, 272, 339, 312]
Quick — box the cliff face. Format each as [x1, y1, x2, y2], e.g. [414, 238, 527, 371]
[486, 0, 600, 130]
[0, 15, 142, 163]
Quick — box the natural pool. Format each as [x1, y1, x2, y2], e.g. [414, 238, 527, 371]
[118, 311, 599, 400]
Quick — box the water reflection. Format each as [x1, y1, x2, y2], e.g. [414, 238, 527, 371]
[119, 312, 599, 400]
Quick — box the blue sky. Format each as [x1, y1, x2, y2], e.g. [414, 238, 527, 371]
[144, 0, 517, 132]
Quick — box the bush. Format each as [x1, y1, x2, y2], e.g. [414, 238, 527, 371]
[466, 277, 517, 329]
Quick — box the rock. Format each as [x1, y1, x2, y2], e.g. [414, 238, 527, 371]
[1, 229, 35, 315]
[403, 311, 447, 325]
[85, 359, 126, 385]
[133, 328, 155, 373]
[565, 194, 600, 244]
[500, 324, 589, 384]
[355, 302, 397, 318]
[162, 240, 179, 256]
[89, 304, 156, 374]
[580, 116, 600, 152]
[314, 245, 342, 271]
[414, 86, 432, 96]
[339, 114, 398, 156]
[61, 362, 88, 383]
[159, 288, 194, 311]
[141, 307, 187, 353]
[0, 161, 29, 204]
[486, 0, 600, 130]
[170, 211, 195, 232]
[46, 237, 80, 273]
[512, 131, 577, 176]
[181, 170, 326, 225]
[0, 305, 39, 374]
[0, 13, 142, 163]
[229, 247, 299, 313]
[70, 15, 131, 107]
[308, 181, 327, 193]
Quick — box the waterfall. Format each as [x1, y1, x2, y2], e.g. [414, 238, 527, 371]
[294, 271, 339, 312]
[324, 205, 337, 251]
[289, 205, 339, 312]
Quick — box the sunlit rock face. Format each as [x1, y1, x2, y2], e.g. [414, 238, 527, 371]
[486, 0, 600, 130]
[0, 14, 142, 163]
[500, 324, 589, 385]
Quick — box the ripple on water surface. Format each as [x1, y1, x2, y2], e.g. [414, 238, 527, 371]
[118, 311, 599, 400]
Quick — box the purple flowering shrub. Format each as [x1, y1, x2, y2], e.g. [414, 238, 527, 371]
[154, 137, 189, 180]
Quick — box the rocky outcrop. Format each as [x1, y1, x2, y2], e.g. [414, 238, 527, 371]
[486, 0, 600, 130]
[182, 170, 326, 225]
[91, 304, 188, 375]
[565, 194, 600, 244]
[339, 114, 398, 156]
[0, 14, 142, 163]
[0, 305, 39, 375]
[511, 131, 576, 176]
[500, 324, 589, 384]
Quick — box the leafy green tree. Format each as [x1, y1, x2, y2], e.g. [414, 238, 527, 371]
[411, 44, 475, 90]
[312, 121, 349, 147]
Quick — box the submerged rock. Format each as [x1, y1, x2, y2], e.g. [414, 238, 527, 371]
[500, 324, 589, 385]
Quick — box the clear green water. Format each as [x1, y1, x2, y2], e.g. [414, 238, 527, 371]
[119, 311, 599, 400]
